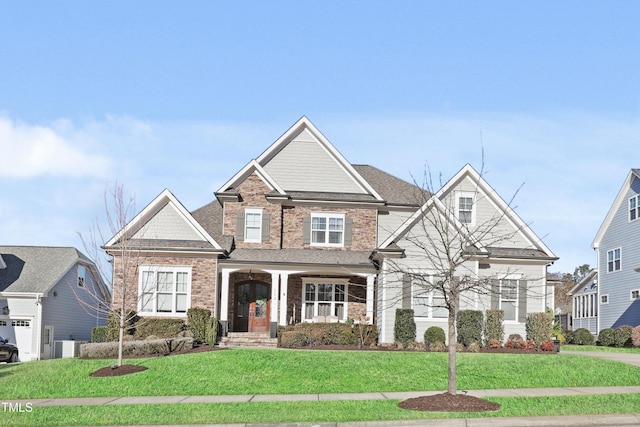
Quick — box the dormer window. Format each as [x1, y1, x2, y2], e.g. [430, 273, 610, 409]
[629, 195, 640, 221]
[456, 192, 475, 225]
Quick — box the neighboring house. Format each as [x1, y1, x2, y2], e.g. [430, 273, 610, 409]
[0, 246, 110, 360]
[104, 116, 557, 344]
[568, 269, 598, 335]
[591, 169, 640, 332]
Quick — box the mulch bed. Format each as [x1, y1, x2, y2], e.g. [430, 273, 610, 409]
[90, 364, 149, 377]
[398, 393, 501, 412]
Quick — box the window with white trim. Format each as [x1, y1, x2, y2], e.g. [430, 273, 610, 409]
[601, 294, 609, 304]
[574, 292, 597, 319]
[456, 192, 475, 225]
[412, 275, 448, 319]
[630, 195, 640, 221]
[139, 266, 191, 315]
[500, 279, 518, 321]
[311, 213, 345, 246]
[631, 289, 640, 301]
[244, 208, 262, 243]
[78, 265, 86, 287]
[302, 280, 348, 321]
[607, 248, 621, 272]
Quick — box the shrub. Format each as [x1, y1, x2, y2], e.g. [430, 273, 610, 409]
[526, 312, 553, 344]
[205, 317, 219, 345]
[424, 326, 446, 348]
[79, 337, 193, 358]
[598, 328, 615, 347]
[107, 309, 139, 342]
[540, 340, 556, 352]
[573, 328, 595, 345]
[488, 338, 502, 349]
[91, 326, 108, 343]
[632, 326, 640, 347]
[484, 309, 504, 345]
[563, 329, 575, 344]
[279, 331, 310, 348]
[187, 307, 212, 343]
[429, 341, 447, 352]
[505, 334, 527, 349]
[466, 341, 480, 353]
[134, 318, 185, 339]
[457, 310, 483, 347]
[614, 325, 633, 347]
[394, 309, 416, 347]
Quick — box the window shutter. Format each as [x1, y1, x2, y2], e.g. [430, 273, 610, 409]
[518, 280, 527, 323]
[490, 280, 499, 310]
[343, 218, 353, 246]
[261, 213, 270, 242]
[236, 212, 245, 241]
[302, 217, 311, 244]
[402, 273, 411, 309]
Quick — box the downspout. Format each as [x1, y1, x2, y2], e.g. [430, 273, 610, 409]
[35, 294, 43, 361]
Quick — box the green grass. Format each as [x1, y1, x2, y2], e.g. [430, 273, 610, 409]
[2, 348, 640, 400]
[5, 394, 640, 427]
[563, 344, 640, 353]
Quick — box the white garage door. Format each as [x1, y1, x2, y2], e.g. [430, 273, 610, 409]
[0, 319, 33, 361]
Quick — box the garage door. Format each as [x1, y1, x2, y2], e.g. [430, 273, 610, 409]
[0, 319, 33, 361]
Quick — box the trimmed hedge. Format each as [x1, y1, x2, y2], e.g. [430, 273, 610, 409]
[614, 325, 633, 347]
[79, 337, 194, 359]
[598, 328, 615, 347]
[457, 310, 482, 347]
[187, 307, 212, 343]
[483, 309, 504, 345]
[134, 318, 185, 340]
[107, 309, 139, 342]
[277, 322, 377, 348]
[525, 312, 553, 344]
[424, 326, 446, 348]
[573, 328, 595, 345]
[91, 326, 108, 343]
[394, 309, 416, 347]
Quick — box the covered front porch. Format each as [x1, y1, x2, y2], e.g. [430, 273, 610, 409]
[217, 263, 376, 339]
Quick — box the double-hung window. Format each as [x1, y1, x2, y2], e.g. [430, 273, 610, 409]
[607, 248, 621, 272]
[311, 213, 345, 246]
[302, 280, 347, 321]
[456, 192, 475, 225]
[139, 266, 191, 315]
[500, 279, 518, 321]
[412, 276, 447, 319]
[630, 195, 640, 221]
[244, 208, 262, 242]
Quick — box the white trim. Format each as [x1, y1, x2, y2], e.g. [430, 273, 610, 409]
[600, 294, 609, 305]
[244, 208, 263, 243]
[138, 265, 192, 316]
[455, 191, 476, 226]
[630, 289, 640, 301]
[606, 247, 621, 273]
[310, 212, 346, 247]
[301, 278, 349, 322]
[629, 194, 640, 222]
[593, 170, 640, 248]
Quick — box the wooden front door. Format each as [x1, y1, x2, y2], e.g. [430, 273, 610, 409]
[234, 282, 270, 332]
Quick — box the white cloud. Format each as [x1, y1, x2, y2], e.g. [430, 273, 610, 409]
[0, 116, 113, 178]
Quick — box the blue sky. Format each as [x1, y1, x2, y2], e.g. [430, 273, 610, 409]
[1, 2, 639, 274]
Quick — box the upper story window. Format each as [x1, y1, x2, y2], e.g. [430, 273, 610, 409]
[77, 265, 86, 287]
[311, 213, 345, 246]
[244, 208, 262, 243]
[456, 192, 475, 225]
[607, 248, 621, 272]
[631, 289, 640, 301]
[139, 266, 191, 316]
[630, 195, 640, 222]
[601, 294, 609, 304]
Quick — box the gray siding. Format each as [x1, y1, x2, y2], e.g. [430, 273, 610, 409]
[377, 210, 413, 246]
[598, 176, 640, 330]
[134, 203, 204, 241]
[262, 129, 366, 194]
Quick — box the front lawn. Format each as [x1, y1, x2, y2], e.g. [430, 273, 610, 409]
[2, 348, 640, 399]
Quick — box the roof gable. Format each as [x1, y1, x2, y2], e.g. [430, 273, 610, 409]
[105, 189, 223, 251]
[217, 117, 382, 200]
[592, 169, 640, 248]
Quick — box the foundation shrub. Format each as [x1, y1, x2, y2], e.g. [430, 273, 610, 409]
[91, 326, 108, 343]
[134, 318, 185, 339]
[488, 338, 502, 349]
[457, 310, 483, 347]
[614, 325, 633, 347]
[187, 307, 212, 343]
[429, 341, 447, 352]
[205, 317, 219, 345]
[573, 328, 595, 345]
[107, 309, 139, 342]
[483, 309, 504, 345]
[279, 331, 310, 348]
[525, 312, 553, 344]
[424, 326, 446, 349]
[466, 341, 481, 353]
[394, 309, 416, 348]
[563, 329, 575, 344]
[598, 328, 615, 347]
[539, 339, 556, 352]
[79, 337, 193, 358]
[632, 325, 640, 347]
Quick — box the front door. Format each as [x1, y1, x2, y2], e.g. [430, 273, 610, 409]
[234, 282, 270, 333]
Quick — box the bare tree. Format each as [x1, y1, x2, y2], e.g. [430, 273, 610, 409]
[379, 164, 551, 395]
[78, 184, 141, 367]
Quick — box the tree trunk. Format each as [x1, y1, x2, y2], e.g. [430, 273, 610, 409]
[447, 300, 457, 395]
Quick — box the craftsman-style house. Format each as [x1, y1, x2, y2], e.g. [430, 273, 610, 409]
[104, 117, 557, 344]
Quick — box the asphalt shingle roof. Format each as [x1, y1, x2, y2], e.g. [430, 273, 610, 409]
[352, 165, 428, 206]
[223, 248, 374, 267]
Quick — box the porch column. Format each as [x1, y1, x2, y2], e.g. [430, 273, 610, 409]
[279, 273, 289, 326]
[366, 274, 375, 324]
[220, 269, 231, 335]
[270, 272, 279, 338]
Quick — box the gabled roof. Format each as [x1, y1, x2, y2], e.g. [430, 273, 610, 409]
[352, 165, 427, 207]
[216, 117, 383, 202]
[380, 164, 556, 260]
[568, 269, 598, 296]
[0, 246, 101, 295]
[592, 169, 640, 249]
[104, 189, 224, 253]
